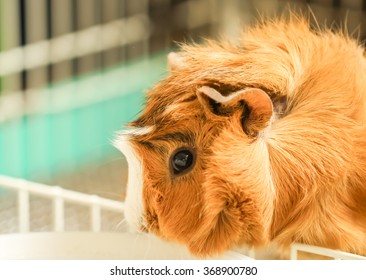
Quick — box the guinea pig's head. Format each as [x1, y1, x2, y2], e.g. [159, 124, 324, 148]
[114, 63, 278, 256]
[114, 19, 312, 256]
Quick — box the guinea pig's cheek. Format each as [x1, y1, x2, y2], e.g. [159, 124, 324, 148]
[153, 191, 202, 244]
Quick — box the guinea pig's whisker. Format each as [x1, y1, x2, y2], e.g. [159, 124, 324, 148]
[145, 221, 154, 233]
[98, 157, 126, 166]
[115, 218, 127, 231]
[143, 234, 153, 260]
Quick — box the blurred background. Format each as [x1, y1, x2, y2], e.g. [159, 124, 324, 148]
[0, 0, 365, 234]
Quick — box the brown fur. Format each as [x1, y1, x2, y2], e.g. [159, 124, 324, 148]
[125, 17, 366, 257]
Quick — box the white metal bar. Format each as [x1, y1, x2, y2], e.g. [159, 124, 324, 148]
[53, 187, 65, 232]
[17, 189, 30, 233]
[291, 243, 366, 260]
[90, 195, 102, 232]
[0, 15, 150, 76]
[290, 244, 298, 260]
[248, 248, 256, 259]
[0, 54, 162, 122]
[0, 175, 124, 213]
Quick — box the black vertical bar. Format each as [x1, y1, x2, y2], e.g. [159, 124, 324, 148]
[363, 0, 366, 10]
[46, 0, 53, 83]
[19, 0, 27, 91]
[71, 0, 78, 75]
[120, 0, 126, 62]
[95, 0, 103, 70]
[333, 0, 341, 8]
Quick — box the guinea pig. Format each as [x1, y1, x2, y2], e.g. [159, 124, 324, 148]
[114, 16, 366, 257]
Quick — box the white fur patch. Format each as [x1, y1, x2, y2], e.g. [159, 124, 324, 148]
[260, 97, 287, 140]
[167, 52, 187, 71]
[113, 127, 153, 232]
[259, 116, 274, 141]
[198, 86, 255, 103]
[121, 126, 153, 136]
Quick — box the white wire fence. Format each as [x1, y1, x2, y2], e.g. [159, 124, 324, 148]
[0, 174, 125, 233]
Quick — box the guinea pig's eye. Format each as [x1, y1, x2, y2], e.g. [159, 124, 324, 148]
[170, 148, 195, 176]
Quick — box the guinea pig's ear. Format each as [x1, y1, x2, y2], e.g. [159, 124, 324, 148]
[197, 86, 273, 137]
[167, 52, 187, 72]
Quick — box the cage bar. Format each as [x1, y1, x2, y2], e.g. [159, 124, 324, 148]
[17, 188, 30, 233]
[52, 186, 65, 232]
[290, 243, 366, 260]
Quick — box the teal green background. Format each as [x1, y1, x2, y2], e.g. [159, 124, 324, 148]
[0, 53, 168, 180]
